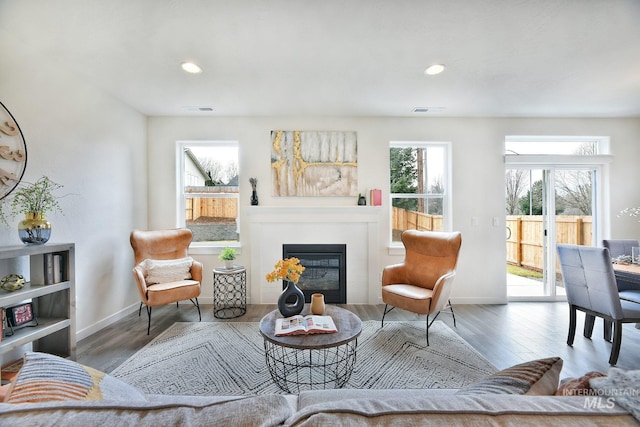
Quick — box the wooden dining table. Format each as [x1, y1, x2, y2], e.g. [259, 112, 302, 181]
[612, 263, 640, 285]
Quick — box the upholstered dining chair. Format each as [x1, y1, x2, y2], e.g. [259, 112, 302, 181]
[381, 230, 462, 345]
[602, 239, 640, 307]
[130, 229, 202, 334]
[557, 244, 640, 365]
[602, 239, 639, 259]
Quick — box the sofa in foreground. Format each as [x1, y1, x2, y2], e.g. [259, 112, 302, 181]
[0, 352, 638, 426]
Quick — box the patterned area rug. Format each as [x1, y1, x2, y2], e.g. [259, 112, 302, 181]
[111, 320, 497, 395]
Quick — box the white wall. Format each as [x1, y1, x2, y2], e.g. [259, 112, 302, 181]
[0, 31, 148, 339]
[147, 116, 640, 305]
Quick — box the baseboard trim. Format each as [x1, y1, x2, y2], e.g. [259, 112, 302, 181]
[76, 296, 241, 341]
[451, 297, 508, 305]
[76, 302, 139, 341]
[376, 296, 508, 305]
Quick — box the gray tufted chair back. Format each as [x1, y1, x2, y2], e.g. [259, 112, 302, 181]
[602, 239, 639, 258]
[557, 244, 623, 320]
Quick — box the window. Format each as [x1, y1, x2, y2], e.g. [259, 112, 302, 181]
[177, 141, 239, 246]
[389, 142, 451, 244]
[504, 137, 599, 156]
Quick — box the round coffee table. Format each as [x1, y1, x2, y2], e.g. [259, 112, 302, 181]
[259, 305, 362, 393]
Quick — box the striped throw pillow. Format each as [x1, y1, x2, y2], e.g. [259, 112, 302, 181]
[5, 352, 147, 403]
[456, 357, 563, 396]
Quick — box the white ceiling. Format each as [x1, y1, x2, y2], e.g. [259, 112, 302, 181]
[2, 0, 640, 117]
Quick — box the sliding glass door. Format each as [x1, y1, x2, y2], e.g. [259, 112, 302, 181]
[506, 166, 597, 300]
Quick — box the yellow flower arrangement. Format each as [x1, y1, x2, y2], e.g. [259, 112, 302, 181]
[266, 257, 306, 284]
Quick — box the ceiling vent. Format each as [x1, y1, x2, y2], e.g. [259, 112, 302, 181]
[182, 106, 214, 112]
[412, 107, 445, 113]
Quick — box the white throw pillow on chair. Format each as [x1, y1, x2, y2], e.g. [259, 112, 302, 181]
[142, 257, 193, 284]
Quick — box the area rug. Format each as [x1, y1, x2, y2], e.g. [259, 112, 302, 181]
[111, 321, 497, 396]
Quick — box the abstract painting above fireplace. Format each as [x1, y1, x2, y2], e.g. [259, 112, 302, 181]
[271, 130, 357, 197]
[282, 243, 347, 303]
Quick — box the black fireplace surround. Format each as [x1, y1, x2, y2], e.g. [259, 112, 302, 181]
[282, 244, 346, 304]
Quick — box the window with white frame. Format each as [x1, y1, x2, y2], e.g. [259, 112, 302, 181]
[389, 141, 451, 244]
[177, 141, 239, 245]
[505, 137, 601, 155]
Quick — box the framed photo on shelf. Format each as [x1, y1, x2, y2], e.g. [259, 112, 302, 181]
[5, 302, 38, 332]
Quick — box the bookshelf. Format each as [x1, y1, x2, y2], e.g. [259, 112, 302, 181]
[0, 243, 75, 360]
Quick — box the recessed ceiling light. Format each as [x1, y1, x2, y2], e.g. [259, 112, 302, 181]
[181, 62, 202, 74]
[424, 64, 445, 75]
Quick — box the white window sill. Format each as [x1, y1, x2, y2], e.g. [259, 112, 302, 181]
[189, 243, 243, 255]
[388, 245, 405, 256]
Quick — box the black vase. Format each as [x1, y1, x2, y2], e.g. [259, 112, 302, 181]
[251, 190, 259, 206]
[277, 281, 305, 317]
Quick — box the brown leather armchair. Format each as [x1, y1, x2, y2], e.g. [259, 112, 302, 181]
[130, 229, 202, 334]
[381, 230, 462, 345]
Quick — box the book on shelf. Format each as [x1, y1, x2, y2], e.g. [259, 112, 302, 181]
[275, 314, 337, 336]
[30, 253, 65, 285]
[53, 253, 64, 283]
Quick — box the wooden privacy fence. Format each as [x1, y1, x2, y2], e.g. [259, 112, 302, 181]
[392, 207, 443, 233]
[185, 186, 238, 221]
[186, 197, 237, 221]
[506, 215, 592, 271]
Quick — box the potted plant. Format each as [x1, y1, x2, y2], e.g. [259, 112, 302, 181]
[218, 247, 237, 269]
[0, 175, 63, 245]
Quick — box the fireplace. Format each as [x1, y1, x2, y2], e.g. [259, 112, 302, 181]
[282, 244, 346, 304]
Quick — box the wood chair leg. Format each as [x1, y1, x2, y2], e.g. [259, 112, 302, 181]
[567, 305, 577, 346]
[584, 314, 595, 338]
[609, 321, 623, 365]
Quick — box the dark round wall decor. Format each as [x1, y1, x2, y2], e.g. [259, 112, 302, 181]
[0, 102, 27, 200]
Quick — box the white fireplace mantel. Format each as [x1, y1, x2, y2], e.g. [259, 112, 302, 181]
[246, 205, 383, 222]
[247, 206, 383, 305]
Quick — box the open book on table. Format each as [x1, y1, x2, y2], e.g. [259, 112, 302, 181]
[275, 315, 337, 336]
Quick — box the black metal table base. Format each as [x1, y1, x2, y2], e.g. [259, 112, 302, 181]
[213, 268, 246, 319]
[263, 339, 358, 393]
[214, 306, 246, 319]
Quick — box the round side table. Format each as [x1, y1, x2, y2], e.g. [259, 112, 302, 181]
[212, 266, 246, 319]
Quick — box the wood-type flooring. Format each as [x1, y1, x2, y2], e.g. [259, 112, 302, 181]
[77, 302, 640, 378]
